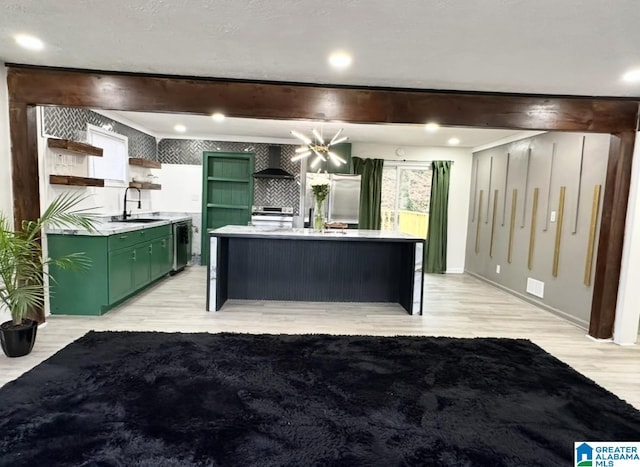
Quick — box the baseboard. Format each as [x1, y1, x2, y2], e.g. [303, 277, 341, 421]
[464, 270, 589, 330]
[585, 334, 613, 343]
[446, 268, 464, 274]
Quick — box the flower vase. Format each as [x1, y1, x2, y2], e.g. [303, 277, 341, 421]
[313, 198, 326, 231]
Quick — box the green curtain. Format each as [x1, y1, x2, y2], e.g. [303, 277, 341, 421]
[424, 161, 451, 274]
[352, 157, 384, 230]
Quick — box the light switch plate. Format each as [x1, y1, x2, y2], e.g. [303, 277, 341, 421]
[550, 211, 557, 222]
[496, 265, 501, 274]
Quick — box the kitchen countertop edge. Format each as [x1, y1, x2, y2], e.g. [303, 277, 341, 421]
[46, 215, 192, 236]
[208, 226, 424, 243]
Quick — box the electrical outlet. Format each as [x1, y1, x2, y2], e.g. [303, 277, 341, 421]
[496, 265, 501, 274]
[550, 211, 557, 222]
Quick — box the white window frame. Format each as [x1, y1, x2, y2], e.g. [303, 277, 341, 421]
[87, 124, 128, 186]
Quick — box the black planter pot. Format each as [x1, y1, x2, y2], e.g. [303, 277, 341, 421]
[0, 320, 38, 358]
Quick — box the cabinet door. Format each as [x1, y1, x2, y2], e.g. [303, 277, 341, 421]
[201, 152, 254, 265]
[150, 236, 173, 280]
[132, 245, 151, 290]
[108, 247, 135, 303]
[49, 234, 109, 315]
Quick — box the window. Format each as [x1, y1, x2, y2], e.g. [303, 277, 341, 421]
[87, 124, 128, 184]
[381, 162, 432, 238]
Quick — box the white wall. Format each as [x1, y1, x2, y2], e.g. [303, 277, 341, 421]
[150, 164, 202, 212]
[614, 131, 640, 344]
[0, 64, 11, 322]
[352, 143, 473, 273]
[0, 65, 12, 224]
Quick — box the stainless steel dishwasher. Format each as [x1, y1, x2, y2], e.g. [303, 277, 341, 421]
[171, 219, 192, 274]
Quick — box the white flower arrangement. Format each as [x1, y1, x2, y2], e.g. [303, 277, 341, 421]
[310, 178, 330, 202]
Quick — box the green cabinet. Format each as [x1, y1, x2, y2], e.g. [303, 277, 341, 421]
[48, 224, 173, 315]
[201, 152, 254, 265]
[150, 236, 173, 280]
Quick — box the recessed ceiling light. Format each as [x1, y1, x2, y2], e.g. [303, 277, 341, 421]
[328, 51, 352, 70]
[622, 68, 640, 83]
[448, 137, 460, 146]
[14, 34, 44, 51]
[425, 122, 440, 132]
[211, 112, 225, 122]
[174, 124, 186, 133]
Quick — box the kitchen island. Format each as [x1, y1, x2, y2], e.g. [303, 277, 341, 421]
[207, 226, 425, 314]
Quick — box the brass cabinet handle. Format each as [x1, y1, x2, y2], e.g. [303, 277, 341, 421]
[149, 244, 153, 254]
[162, 239, 166, 247]
[119, 235, 127, 240]
[132, 250, 136, 261]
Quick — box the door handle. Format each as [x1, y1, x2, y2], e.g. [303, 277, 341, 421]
[132, 250, 136, 261]
[149, 244, 153, 254]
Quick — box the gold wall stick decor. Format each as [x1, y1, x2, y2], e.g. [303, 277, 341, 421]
[475, 190, 483, 254]
[528, 188, 539, 270]
[544, 142, 556, 232]
[573, 136, 586, 234]
[584, 184, 601, 286]
[521, 148, 531, 228]
[486, 156, 493, 224]
[490, 189, 498, 257]
[472, 158, 479, 222]
[508, 189, 517, 263]
[552, 186, 566, 277]
[502, 152, 510, 226]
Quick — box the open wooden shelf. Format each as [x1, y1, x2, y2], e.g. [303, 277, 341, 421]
[129, 158, 161, 169]
[129, 181, 162, 190]
[50, 175, 105, 187]
[48, 138, 103, 157]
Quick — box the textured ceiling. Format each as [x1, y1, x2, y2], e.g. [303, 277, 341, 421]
[2, 1, 640, 97]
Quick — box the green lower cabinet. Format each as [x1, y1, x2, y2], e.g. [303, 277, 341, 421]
[48, 225, 173, 315]
[48, 235, 110, 316]
[150, 236, 173, 281]
[132, 245, 152, 290]
[108, 246, 135, 303]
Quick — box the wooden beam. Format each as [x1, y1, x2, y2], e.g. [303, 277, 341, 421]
[7, 65, 639, 133]
[10, 102, 40, 229]
[589, 132, 636, 339]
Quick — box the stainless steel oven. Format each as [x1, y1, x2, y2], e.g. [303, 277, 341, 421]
[250, 206, 294, 229]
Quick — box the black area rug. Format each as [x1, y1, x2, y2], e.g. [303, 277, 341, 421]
[1, 333, 639, 466]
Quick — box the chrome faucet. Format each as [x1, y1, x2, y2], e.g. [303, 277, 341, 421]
[122, 187, 141, 219]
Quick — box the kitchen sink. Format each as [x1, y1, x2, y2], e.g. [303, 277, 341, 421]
[110, 218, 164, 224]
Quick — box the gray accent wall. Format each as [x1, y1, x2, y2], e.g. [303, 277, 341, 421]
[464, 132, 609, 326]
[42, 107, 158, 160]
[158, 139, 301, 214]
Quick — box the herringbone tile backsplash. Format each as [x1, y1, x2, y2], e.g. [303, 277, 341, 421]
[42, 107, 158, 160]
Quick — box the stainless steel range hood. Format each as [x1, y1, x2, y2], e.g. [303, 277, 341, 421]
[253, 146, 295, 179]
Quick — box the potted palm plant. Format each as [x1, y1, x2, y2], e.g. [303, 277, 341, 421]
[0, 192, 97, 357]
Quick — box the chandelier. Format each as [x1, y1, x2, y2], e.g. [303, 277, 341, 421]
[290, 128, 348, 168]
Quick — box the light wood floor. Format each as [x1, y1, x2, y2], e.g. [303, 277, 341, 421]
[2, 266, 639, 409]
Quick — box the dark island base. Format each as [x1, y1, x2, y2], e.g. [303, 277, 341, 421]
[210, 236, 422, 314]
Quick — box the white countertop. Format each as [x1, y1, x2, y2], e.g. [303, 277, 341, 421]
[46, 214, 192, 236]
[209, 225, 424, 242]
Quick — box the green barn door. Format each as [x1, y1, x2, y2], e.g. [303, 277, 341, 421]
[201, 152, 255, 264]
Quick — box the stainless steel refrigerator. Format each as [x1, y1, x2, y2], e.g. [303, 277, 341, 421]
[304, 173, 361, 226]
